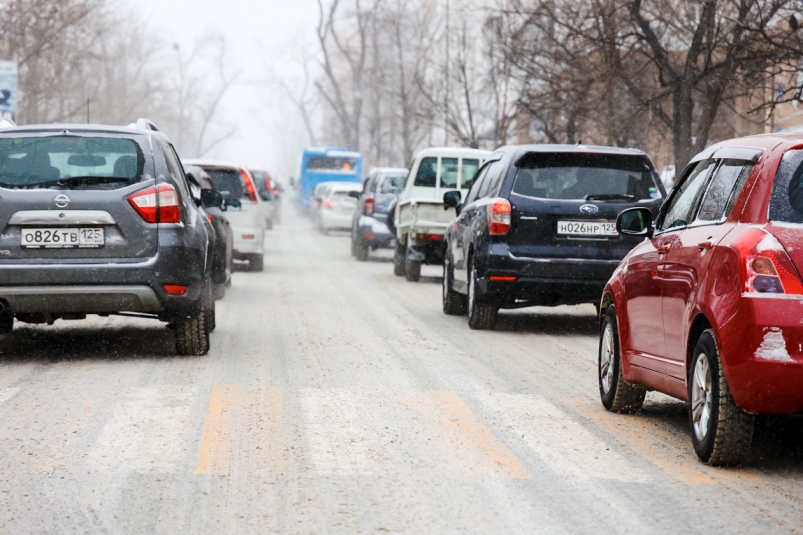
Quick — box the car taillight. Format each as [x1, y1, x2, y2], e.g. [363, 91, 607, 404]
[325, 199, 333, 209]
[364, 196, 375, 216]
[734, 228, 803, 295]
[240, 169, 258, 202]
[416, 233, 444, 241]
[128, 184, 181, 223]
[163, 284, 187, 296]
[488, 199, 512, 235]
[273, 189, 279, 196]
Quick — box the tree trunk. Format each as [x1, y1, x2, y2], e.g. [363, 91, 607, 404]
[672, 84, 695, 173]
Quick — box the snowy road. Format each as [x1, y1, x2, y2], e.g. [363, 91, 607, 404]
[1, 210, 803, 534]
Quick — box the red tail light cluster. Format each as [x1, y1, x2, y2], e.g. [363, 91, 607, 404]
[240, 169, 258, 202]
[163, 284, 187, 296]
[325, 199, 333, 209]
[734, 228, 803, 295]
[128, 184, 181, 223]
[416, 233, 444, 241]
[488, 199, 512, 235]
[364, 196, 375, 216]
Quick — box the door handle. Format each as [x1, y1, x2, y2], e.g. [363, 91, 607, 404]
[657, 245, 671, 254]
[697, 240, 714, 250]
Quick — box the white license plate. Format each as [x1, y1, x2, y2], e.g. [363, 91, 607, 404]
[557, 220, 617, 237]
[21, 227, 105, 249]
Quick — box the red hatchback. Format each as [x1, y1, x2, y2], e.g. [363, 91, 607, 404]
[600, 133, 803, 466]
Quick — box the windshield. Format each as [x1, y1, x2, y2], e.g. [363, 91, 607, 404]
[0, 135, 144, 189]
[512, 153, 660, 201]
[306, 156, 358, 172]
[205, 168, 245, 200]
[770, 150, 803, 223]
[380, 174, 406, 194]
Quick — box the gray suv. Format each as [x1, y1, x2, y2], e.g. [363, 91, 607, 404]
[0, 119, 222, 355]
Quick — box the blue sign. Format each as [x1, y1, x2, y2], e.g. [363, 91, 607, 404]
[0, 61, 18, 121]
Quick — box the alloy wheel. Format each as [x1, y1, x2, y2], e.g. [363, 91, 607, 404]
[600, 322, 615, 394]
[691, 354, 713, 442]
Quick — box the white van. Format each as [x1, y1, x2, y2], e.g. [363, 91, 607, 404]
[183, 160, 266, 272]
[394, 147, 491, 281]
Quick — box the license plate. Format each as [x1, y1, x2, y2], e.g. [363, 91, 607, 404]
[21, 227, 105, 249]
[557, 220, 617, 237]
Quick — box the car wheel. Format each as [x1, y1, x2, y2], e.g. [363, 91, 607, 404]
[405, 248, 421, 282]
[350, 229, 358, 258]
[213, 282, 226, 300]
[175, 307, 210, 356]
[0, 310, 13, 336]
[599, 306, 646, 413]
[204, 281, 216, 333]
[355, 238, 369, 262]
[250, 254, 264, 272]
[266, 219, 273, 230]
[689, 329, 754, 466]
[393, 240, 406, 277]
[467, 263, 497, 330]
[443, 255, 467, 315]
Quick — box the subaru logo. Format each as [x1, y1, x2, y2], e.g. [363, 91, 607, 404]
[580, 204, 599, 214]
[54, 194, 70, 208]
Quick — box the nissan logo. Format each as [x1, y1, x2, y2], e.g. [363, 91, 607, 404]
[579, 204, 599, 214]
[54, 194, 70, 208]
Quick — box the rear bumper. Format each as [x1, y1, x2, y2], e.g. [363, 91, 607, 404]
[232, 227, 264, 254]
[321, 210, 353, 229]
[719, 295, 803, 414]
[480, 243, 619, 306]
[356, 216, 394, 247]
[0, 285, 163, 313]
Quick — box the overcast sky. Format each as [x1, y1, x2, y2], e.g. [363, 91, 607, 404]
[133, 0, 318, 178]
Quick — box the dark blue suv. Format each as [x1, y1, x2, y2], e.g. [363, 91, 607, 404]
[350, 167, 407, 261]
[442, 144, 664, 329]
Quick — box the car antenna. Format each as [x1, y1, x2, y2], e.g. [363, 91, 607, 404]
[576, 139, 582, 145]
[86, 98, 90, 124]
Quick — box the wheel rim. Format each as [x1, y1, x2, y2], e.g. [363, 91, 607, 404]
[468, 267, 475, 317]
[691, 353, 713, 442]
[600, 322, 615, 394]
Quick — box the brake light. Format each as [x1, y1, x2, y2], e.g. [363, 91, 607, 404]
[163, 284, 187, 296]
[416, 233, 444, 241]
[364, 196, 375, 216]
[273, 189, 279, 196]
[734, 228, 803, 295]
[240, 169, 258, 202]
[489, 275, 517, 282]
[325, 199, 333, 209]
[488, 199, 512, 235]
[128, 184, 181, 223]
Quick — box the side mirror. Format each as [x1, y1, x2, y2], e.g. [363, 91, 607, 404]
[443, 190, 462, 210]
[201, 189, 223, 209]
[225, 198, 242, 211]
[347, 190, 361, 199]
[616, 207, 653, 237]
[260, 191, 273, 201]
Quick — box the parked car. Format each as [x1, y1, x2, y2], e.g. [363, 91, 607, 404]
[395, 147, 491, 281]
[442, 144, 664, 329]
[185, 165, 233, 300]
[599, 133, 803, 466]
[0, 119, 223, 355]
[183, 160, 265, 272]
[250, 168, 278, 229]
[314, 182, 362, 233]
[350, 167, 407, 261]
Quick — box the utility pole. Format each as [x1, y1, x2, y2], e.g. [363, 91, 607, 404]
[444, 0, 450, 146]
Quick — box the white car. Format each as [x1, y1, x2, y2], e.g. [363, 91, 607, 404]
[314, 182, 362, 233]
[183, 160, 265, 272]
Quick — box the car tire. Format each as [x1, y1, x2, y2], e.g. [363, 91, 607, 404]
[443, 255, 467, 315]
[204, 281, 216, 333]
[405, 248, 421, 282]
[689, 329, 754, 466]
[266, 219, 273, 230]
[0, 310, 13, 336]
[599, 306, 646, 413]
[213, 283, 226, 300]
[467, 264, 497, 330]
[249, 254, 264, 272]
[355, 239, 369, 262]
[393, 241, 406, 277]
[350, 229, 358, 258]
[175, 307, 209, 356]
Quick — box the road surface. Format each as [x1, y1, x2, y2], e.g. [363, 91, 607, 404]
[1, 210, 802, 534]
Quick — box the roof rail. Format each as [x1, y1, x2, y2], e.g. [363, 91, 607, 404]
[0, 118, 17, 129]
[127, 118, 160, 132]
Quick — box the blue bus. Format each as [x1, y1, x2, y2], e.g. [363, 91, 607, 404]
[297, 147, 362, 211]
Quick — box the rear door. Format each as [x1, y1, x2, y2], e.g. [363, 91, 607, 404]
[332, 190, 359, 217]
[504, 152, 663, 281]
[452, 160, 496, 284]
[0, 133, 159, 263]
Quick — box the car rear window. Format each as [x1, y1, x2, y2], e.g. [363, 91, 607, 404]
[770, 149, 803, 223]
[0, 135, 145, 189]
[414, 157, 481, 188]
[205, 169, 245, 200]
[380, 174, 406, 194]
[512, 153, 660, 201]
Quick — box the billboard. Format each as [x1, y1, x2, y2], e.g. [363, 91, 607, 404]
[0, 61, 18, 121]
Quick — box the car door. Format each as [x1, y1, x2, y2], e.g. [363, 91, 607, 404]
[661, 157, 757, 379]
[625, 159, 716, 373]
[452, 161, 494, 286]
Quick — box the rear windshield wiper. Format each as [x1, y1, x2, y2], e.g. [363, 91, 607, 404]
[585, 194, 636, 202]
[42, 176, 132, 188]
